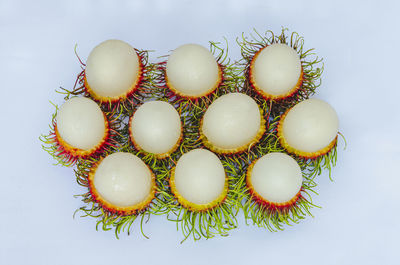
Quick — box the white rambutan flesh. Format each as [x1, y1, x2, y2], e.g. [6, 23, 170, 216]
[201, 93, 261, 150]
[252, 43, 302, 97]
[282, 98, 339, 153]
[93, 152, 153, 207]
[56, 97, 105, 150]
[166, 43, 220, 97]
[85, 39, 140, 98]
[130, 101, 181, 155]
[249, 152, 302, 203]
[174, 149, 225, 205]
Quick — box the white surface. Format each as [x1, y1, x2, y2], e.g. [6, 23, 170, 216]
[94, 152, 152, 207]
[1, 0, 399, 265]
[202, 93, 261, 149]
[57, 97, 106, 150]
[174, 149, 225, 205]
[86, 39, 140, 98]
[252, 43, 302, 96]
[249, 152, 302, 203]
[166, 43, 220, 97]
[130, 101, 181, 155]
[282, 98, 339, 152]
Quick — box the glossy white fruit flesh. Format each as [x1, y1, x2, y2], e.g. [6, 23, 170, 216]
[282, 98, 339, 153]
[252, 43, 301, 97]
[166, 43, 220, 97]
[174, 149, 225, 205]
[202, 93, 261, 150]
[85, 39, 140, 98]
[249, 152, 302, 203]
[56, 97, 105, 150]
[94, 152, 153, 207]
[130, 101, 181, 155]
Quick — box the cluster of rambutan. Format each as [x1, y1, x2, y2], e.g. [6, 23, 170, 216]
[41, 29, 342, 242]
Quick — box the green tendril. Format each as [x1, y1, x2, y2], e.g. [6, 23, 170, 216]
[154, 172, 241, 243]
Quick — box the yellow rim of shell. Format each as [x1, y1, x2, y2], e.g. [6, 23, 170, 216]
[249, 46, 304, 100]
[128, 114, 183, 159]
[277, 108, 338, 159]
[83, 54, 144, 103]
[200, 108, 266, 154]
[165, 64, 223, 99]
[246, 159, 301, 208]
[55, 114, 110, 157]
[169, 167, 228, 212]
[88, 157, 156, 215]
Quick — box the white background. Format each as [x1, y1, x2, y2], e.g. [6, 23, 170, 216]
[1, 0, 399, 264]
